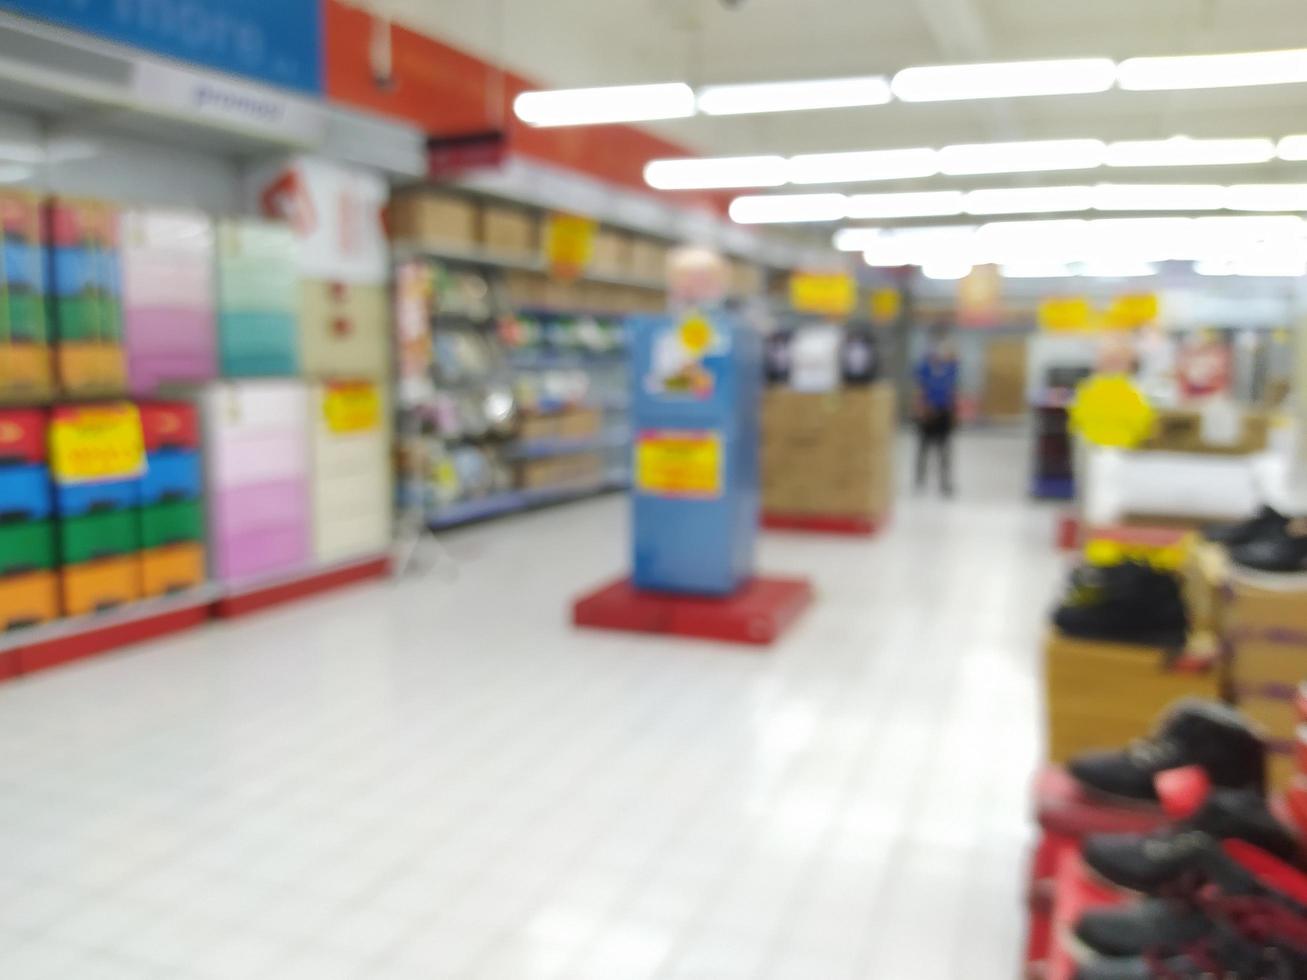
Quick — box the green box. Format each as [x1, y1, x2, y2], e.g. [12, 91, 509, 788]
[58, 510, 140, 564]
[52, 295, 122, 343]
[0, 520, 55, 574]
[141, 499, 204, 548]
[1, 292, 46, 344]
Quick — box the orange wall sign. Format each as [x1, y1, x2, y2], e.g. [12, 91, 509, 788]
[322, 1, 724, 211]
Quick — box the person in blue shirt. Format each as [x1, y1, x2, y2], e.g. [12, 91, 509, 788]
[914, 336, 960, 495]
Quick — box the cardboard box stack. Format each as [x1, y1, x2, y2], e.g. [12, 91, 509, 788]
[216, 220, 300, 377]
[0, 190, 54, 402]
[388, 190, 478, 248]
[1142, 408, 1272, 455]
[0, 409, 58, 629]
[1228, 576, 1307, 789]
[761, 382, 895, 522]
[138, 402, 206, 598]
[50, 402, 143, 616]
[121, 209, 216, 394]
[310, 381, 391, 563]
[481, 204, 537, 257]
[46, 197, 126, 395]
[517, 453, 604, 491]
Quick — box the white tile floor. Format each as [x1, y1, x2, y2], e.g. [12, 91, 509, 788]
[0, 430, 1063, 980]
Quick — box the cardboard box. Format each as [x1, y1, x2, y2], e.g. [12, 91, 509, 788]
[517, 452, 603, 490]
[518, 414, 561, 442]
[1182, 538, 1230, 640]
[1231, 638, 1307, 694]
[1044, 629, 1222, 763]
[589, 229, 631, 275]
[1142, 408, 1272, 455]
[389, 192, 478, 247]
[629, 238, 666, 281]
[556, 408, 603, 440]
[481, 205, 537, 256]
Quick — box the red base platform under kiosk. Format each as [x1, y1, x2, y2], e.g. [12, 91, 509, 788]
[573, 576, 815, 646]
[761, 512, 885, 536]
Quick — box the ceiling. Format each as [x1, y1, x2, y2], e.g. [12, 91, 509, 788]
[359, 0, 1307, 243]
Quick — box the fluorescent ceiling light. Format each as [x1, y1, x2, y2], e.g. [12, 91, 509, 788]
[1229, 262, 1307, 277]
[1277, 135, 1307, 161]
[863, 246, 908, 267]
[834, 228, 884, 252]
[514, 82, 695, 127]
[788, 148, 937, 185]
[939, 139, 1106, 176]
[845, 190, 964, 219]
[728, 193, 847, 224]
[1000, 263, 1075, 278]
[0, 164, 31, 184]
[974, 219, 1090, 263]
[965, 185, 1093, 215]
[697, 76, 890, 116]
[1194, 260, 1233, 276]
[1092, 183, 1226, 211]
[1078, 261, 1158, 278]
[644, 155, 787, 190]
[922, 262, 973, 280]
[1104, 137, 1275, 168]
[1225, 184, 1307, 211]
[893, 58, 1115, 102]
[1118, 48, 1307, 91]
[1088, 217, 1197, 259]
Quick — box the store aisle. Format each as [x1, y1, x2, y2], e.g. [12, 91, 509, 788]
[0, 430, 1062, 980]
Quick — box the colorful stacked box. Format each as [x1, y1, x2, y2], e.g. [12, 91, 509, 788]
[310, 382, 391, 563]
[0, 191, 54, 402]
[203, 380, 311, 584]
[300, 281, 390, 379]
[0, 409, 58, 630]
[46, 197, 127, 395]
[139, 402, 206, 597]
[49, 403, 142, 616]
[122, 209, 216, 394]
[216, 221, 300, 377]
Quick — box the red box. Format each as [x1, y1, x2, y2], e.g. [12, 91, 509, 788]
[45, 197, 118, 248]
[0, 408, 47, 464]
[139, 401, 200, 453]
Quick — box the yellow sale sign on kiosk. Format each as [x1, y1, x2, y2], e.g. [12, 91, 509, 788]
[635, 430, 723, 499]
[790, 272, 856, 317]
[324, 381, 381, 434]
[1068, 374, 1156, 448]
[50, 402, 146, 483]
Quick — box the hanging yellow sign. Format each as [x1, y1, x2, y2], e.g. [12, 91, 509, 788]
[790, 272, 857, 317]
[1106, 294, 1160, 330]
[869, 287, 902, 324]
[635, 429, 723, 499]
[1039, 297, 1094, 332]
[50, 403, 146, 484]
[1068, 374, 1156, 448]
[324, 382, 382, 434]
[545, 213, 597, 280]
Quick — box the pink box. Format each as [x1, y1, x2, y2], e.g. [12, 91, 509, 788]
[213, 479, 307, 539]
[125, 307, 217, 393]
[122, 256, 213, 309]
[214, 524, 310, 583]
[211, 429, 307, 488]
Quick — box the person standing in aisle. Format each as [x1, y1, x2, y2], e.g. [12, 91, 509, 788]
[914, 334, 960, 496]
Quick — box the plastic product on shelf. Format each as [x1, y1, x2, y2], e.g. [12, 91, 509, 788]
[121, 208, 216, 394]
[215, 220, 300, 377]
[0, 570, 59, 631]
[310, 381, 391, 563]
[140, 541, 206, 598]
[0, 189, 54, 402]
[60, 554, 141, 616]
[300, 281, 390, 379]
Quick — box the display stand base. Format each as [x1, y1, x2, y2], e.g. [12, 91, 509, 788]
[761, 513, 885, 536]
[573, 576, 814, 646]
[213, 556, 391, 619]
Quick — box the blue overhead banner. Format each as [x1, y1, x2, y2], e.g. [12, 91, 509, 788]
[0, 0, 323, 94]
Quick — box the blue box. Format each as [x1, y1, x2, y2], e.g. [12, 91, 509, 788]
[0, 463, 53, 522]
[54, 477, 139, 517]
[628, 310, 760, 596]
[141, 451, 202, 505]
[3, 240, 42, 291]
[219, 311, 300, 377]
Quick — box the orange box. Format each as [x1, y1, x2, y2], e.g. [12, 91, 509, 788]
[57, 342, 127, 396]
[0, 344, 54, 403]
[0, 570, 59, 631]
[140, 543, 205, 598]
[61, 555, 140, 617]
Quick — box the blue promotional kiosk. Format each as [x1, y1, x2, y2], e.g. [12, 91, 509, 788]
[573, 291, 814, 646]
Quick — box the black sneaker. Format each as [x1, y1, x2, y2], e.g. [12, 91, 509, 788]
[1068, 700, 1267, 803]
[1054, 560, 1189, 647]
[1204, 505, 1289, 547]
[1231, 520, 1307, 574]
[1081, 789, 1300, 895]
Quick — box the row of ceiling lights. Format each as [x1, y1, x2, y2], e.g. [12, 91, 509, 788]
[732, 180, 1307, 225]
[514, 48, 1307, 127]
[653, 136, 1307, 196]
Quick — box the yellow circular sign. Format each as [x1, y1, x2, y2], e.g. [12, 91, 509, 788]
[1068, 374, 1156, 448]
[679, 314, 714, 354]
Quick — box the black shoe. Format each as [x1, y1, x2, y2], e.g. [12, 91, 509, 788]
[1054, 561, 1189, 647]
[1082, 789, 1300, 895]
[1075, 898, 1215, 960]
[1231, 520, 1307, 574]
[1068, 700, 1267, 803]
[1203, 505, 1288, 547]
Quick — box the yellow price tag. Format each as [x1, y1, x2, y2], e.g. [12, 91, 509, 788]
[1069, 374, 1156, 448]
[545, 213, 597, 280]
[635, 429, 722, 499]
[790, 272, 857, 317]
[1039, 296, 1094, 332]
[50, 403, 146, 484]
[324, 382, 381, 435]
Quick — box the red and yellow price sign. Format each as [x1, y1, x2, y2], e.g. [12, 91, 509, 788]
[635, 429, 722, 499]
[545, 213, 597, 280]
[324, 381, 382, 435]
[50, 402, 145, 484]
[790, 271, 857, 317]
